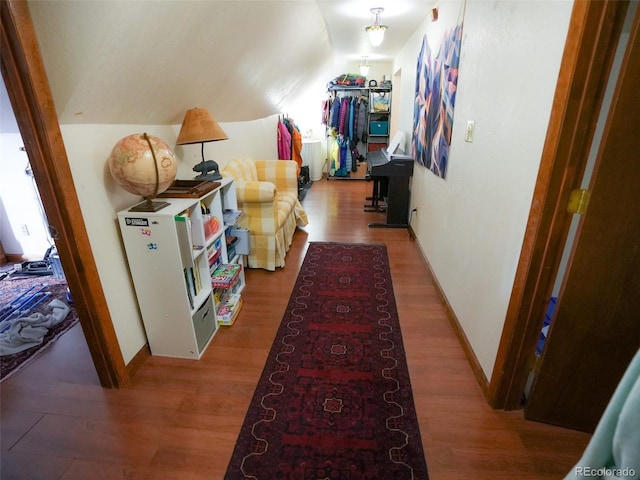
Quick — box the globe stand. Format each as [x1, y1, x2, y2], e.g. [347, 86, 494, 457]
[128, 197, 171, 212]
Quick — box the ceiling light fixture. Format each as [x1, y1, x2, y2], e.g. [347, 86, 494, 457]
[359, 57, 370, 77]
[365, 7, 388, 47]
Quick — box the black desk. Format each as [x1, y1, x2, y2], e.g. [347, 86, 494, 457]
[365, 149, 414, 228]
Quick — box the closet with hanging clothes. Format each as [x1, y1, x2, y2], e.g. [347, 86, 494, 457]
[277, 115, 303, 174]
[322, 86, 369, 179]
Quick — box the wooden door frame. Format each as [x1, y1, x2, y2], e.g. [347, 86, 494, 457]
[487, 0, 632, 409]
[1, 0, 129, 388]
[2, 0, 631, 398]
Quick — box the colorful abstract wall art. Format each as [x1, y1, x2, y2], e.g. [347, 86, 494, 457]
[412, 24, 463, 179]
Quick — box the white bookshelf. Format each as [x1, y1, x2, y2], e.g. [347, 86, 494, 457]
[117, 177, 246, 359]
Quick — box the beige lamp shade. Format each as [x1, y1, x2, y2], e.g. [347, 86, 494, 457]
[176, 108, 228, 145]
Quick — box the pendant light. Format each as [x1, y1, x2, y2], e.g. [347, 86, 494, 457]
[365, 7, 388, 47]
[359, 57, 370, 77]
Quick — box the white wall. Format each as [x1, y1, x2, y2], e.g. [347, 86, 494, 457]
[0, 133, 53, 259]
[1, 79, 52, 258]
[393, 0, 573, 377]
[60, 116, 281, 363]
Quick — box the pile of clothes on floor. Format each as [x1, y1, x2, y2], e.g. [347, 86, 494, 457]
[0, 286, 71, 355]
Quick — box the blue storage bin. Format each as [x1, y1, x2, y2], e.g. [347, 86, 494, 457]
[369, 121, 388, 135]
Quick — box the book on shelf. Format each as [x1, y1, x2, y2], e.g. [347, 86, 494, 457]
[213, 287, 229, 307]
[193, 264, 202, 293]
[208, 247, 221, 266]
[184, 268, 194, 309]
[175, 211, 194, 268]
[184, 266, 203, 310]
[217, 294, 242, 326]
[210, 263, 242, 289]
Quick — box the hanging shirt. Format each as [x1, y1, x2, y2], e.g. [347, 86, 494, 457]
[337, 138, 348, 176]
[330, 98, 341, 130]
[353, 100, 360, 142]
[277, 120, 291, 160]
[321, 100, 329, 125]
[338, 97, 349, 136]
[290, 121, 303, 174]
[348, 97, 356, 142]
[329, 136, 339, 175]
[357, 98, 368, 142]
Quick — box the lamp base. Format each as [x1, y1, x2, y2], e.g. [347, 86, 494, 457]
[194, 172, 222, 181]
[129, 198, 171, 212]
[193, 160, 222, 181]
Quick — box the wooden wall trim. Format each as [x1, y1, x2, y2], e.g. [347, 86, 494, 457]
[5, 254, 25, 263]
[1, 0, 129, 388]
[409, 229, 490, 397]
[487, 0, 630, 409]
[433, 272, 490, 398]
[126, 344, 151, 379]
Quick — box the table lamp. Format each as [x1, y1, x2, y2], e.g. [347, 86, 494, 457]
[176, 107, 228, 181]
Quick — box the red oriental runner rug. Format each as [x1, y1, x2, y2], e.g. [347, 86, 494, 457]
[225, 242, 429, 479]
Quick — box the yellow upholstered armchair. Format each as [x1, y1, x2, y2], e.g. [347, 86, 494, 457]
[221, 158, 308, 271]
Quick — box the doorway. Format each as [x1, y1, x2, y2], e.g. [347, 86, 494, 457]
[1, 0, 128, 387]
[489, 0, 640, 432]
[0, 76, 78, 381]
[524, 0, 640, 432]
[527, 0, 636, 394]
[0, 78, 58, 267]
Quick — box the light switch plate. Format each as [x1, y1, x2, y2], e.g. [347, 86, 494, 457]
[465, 120, 475, 142]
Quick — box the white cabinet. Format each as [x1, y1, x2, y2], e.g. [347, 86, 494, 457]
[117, 177, 245, 359]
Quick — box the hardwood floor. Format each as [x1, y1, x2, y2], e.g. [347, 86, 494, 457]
[1, 173, 591, 479]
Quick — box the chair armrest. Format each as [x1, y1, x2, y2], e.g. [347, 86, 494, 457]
[235, 182, 278, 235]
[234, 179, 277, 203]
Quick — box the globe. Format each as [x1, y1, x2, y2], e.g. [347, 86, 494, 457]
[108, 133, 177, 200]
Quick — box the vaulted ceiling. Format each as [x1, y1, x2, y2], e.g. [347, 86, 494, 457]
[25, 0, 434, 126]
